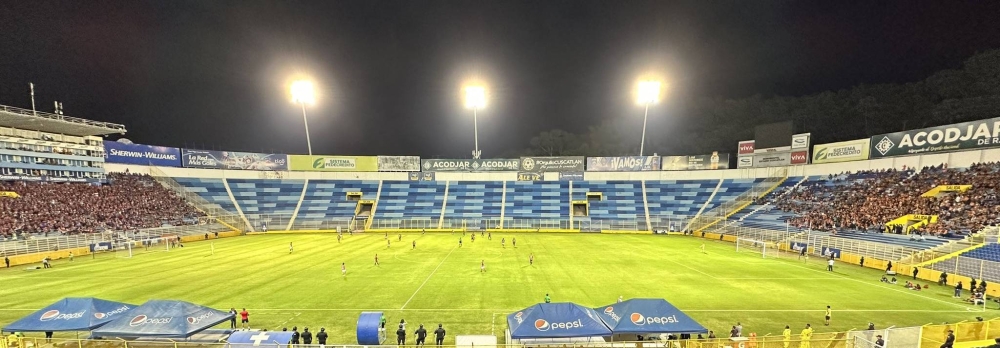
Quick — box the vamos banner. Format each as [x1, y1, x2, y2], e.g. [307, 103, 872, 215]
[421, 158, 520, 172]
[289, 155, 377, 172]
[181, 150, 288, 170]
[519, 156, 585, 172]
[378, 156, 421, 172]
[870, 117, 1000, 158]
[812, 139, 870, 164]
[662, 152, 730, 171]
[103, 141, 181, 167]
[586, 156, 661, 172]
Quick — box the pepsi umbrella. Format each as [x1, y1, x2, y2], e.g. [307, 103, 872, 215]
[3, 298, 135, 332]
[507, 303, 612, 339]
[594, 298, 708, 334]
[91, 300, 233, 338]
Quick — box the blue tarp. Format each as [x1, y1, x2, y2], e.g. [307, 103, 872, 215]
[227, 331, 293, 347]
[3, 298, 135, 332]
[594, 299, 708, 334]
[507, 303, 612, 339]
[91, 300, 233, 338]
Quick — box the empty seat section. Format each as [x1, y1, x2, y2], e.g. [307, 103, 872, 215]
[504, 181, 568, 228]
[571, 181, 644, 221]
[442, 181, 504, 229]
[645, 180, 717, 219]
[955, 244, 1000, 262]
[373, 181, 446, 228]
[294, 180, 379, 230]
[704, 179, 759, 210]
[173, 177, 240, 214]
[228, 179, 305, 230]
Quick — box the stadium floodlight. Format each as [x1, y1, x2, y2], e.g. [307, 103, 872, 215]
[290, 80, 316, 155]
[635, 80, 662, 156]
[464, 85, 487, 159]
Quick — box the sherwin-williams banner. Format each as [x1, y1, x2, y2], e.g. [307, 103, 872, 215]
[586, 156, 661, 171]
[870, 117, 1000, 158]
[662, 153, 730, 171]
[421, 158, 520, 172]
[812, 139, 870, 164]
[518, 156, 585, 172]
[289, 155, 378, 171]
[103, 141, 181, 167]
[378, 156, 421, 172]
[181, 150, 288, 170]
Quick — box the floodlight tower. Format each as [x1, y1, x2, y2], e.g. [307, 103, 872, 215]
[290, 80, 316, 155]
[464, 86, 487, 159]
[636, 80, 662, 156]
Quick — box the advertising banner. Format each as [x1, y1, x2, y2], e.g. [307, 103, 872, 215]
[812, 139, 870, 164]
[870, 117, 1000, 158]
[752, 152, 790, 167]
[420, 158, 520, 172]
[821, 247, 842, 259]
[408, 172, 436, 181]
[790, 150, 809, 165]
[792, 133, 812, 149]
[662, 153, 730, 171]
[738, 140, 755, 155]
[517, 172, 542, 181]
[558, 172, 584, 181]
[103, 141, 181, 167]
[518, 156, 585, 172]
[289, 155, 378, 172]
[181, 150, 288, 170]
[89, 242, 114, 252]
[586, 156, 661, 172]
[378, 156, 421, 172]
[790, 242, 808, 253]
[0, 175, 103, 183]
[737, 156, 753, 168]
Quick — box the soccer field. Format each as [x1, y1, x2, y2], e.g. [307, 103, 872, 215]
[0, 233, 983, 343]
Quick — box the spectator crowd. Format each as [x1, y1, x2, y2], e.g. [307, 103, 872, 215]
[0, 172, 202, 236]
[773, 163, 1000, 236]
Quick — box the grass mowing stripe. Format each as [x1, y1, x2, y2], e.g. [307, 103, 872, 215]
[401, 246, 458, 309]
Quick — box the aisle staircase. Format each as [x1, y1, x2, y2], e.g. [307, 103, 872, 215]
[688, 169, 789, 234]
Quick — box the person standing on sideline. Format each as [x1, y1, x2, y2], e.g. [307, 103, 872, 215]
[875, 335, 885, 348]
[239, 308, 250, 330]
[955, 281, 964, 298]
[4, 255, 8, 268]
[291, 327, 300, 345]
[545, 293, 551, 303]
[827, 258, 834, 272]
[860, 256, 865, 267]
[735, 322, 743, 337]
[229, 308, 237, 329]
[302, 328, 312, 345]
[782, 325, 791, 348]
[942, 329, 955, 348]
[824, 306, 832, 326]
[886, 261, 893, 273]
[69, 252, 74, 261]
[913, 267, 919, 280]
[434, 324, 446, 346]
[971, 279, 978, 291]
[800, 324, 814, 348]
[415, 324, 427, 346]
[396, 325, 406, 345]
[380, 315, 386, 330]
[617, 296, 623, 303]
[317, 328, 328, 347]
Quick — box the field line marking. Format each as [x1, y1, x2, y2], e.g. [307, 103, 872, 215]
[400, 246, 457, 310]
[274, 312, 301, 330]
[661, 257, 718, 279]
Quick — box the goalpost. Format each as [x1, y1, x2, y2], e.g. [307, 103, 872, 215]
[735, 238, 778, 258]
[115, 242, 133, 259]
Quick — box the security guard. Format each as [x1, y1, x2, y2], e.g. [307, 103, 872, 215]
[415, 324, 428, 346]
[396, 324, 407, 345]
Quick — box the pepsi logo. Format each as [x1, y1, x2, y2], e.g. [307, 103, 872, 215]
[513, 312, 525, 324]
[130, 315, 148, 327]
[630, 313, 645, 325]
[534, 319, 550, 331]
[187, 317, 197, 324]
[39, 310, 60, 321]
[94, 312, 107, 319]
[603, 307, 614, 314]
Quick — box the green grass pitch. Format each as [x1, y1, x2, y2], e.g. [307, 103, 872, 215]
[0, 233, 985, 343]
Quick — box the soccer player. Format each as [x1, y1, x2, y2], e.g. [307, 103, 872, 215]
[512, 238, 516, 247]
[69, 252, 73, 261]
[824, 306, 832, 326]
[488, 232, 492, 240]
[434, 324, 446, 346]
[480, 260, 486, 273]
[529, 253, 534, 265]
[375, 254, 380, 266]
[229, 308, 237, 329]
[387, 239, 391, 249]
[398, 234, 402, 242]
[799, 324, 813, 348]
[239, 308, 250, 330]
[700, 244, 707, 254]
[501, 238, 505, 249]
[782, 325, 791, 348]
[289, 242, 294, 254]
[827, 258, 834, 272]
[337, 234, 342, 243]
[415, 324, 428, 346]
[342, 263, 347, 277]
[412, 240, 416, 250]
[459, 238, 462, 247]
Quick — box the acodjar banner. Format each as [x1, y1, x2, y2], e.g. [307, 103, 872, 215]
[421, 158, 520, 172]
[870, 117, 1000, 158]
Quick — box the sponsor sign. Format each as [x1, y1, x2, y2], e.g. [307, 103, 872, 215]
[103, 141, 181, 167]
[792, 133, 812, 149]
[737, 156, 753, 168]
[752, 152, 790, 167]
[812, 139, 870, 164]
[519, 156, 585, 172]
[738, 140, 755, 155]
[534, 319, 583, 332]
[181, 150, 288, 170]
[790, 150, 809, 165]
[39, 310, 84, 321]
[586, 156, 661, 172]
[790, 242, 808, 253]
[128, 314, 172, 327]
[558, 172, 584, 181]
[661, 153, 730, 171]
[90, 242, 114, 252]
[408, 172, 436, 181]
[821, 247, 842, 259]
[517, 172, 542, 181]
[377, 156, 421, 172]
[421, 158, 520, 172]
[0, 175, 103, 183]
[870, 117, 1000, 158]
[289, 155, 378, 172]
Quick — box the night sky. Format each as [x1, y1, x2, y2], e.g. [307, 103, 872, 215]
[1, 1, 999, 157]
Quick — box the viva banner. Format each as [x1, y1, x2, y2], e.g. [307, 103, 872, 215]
[182, 150, 288, 170]
[378, 156, 421, 172]
[812, 139, 870, 164]
[103, 141, 181, 167]
[870, 117, 1000, 158]
[518, 156, 585, 172]
[289, 155, 378, 172]
[421, 159, 520, 172]
[586, 156, 661, 171]
[661, 152, 730, 171]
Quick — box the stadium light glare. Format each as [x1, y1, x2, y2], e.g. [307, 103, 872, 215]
[463, 85, 487, 159]
[636, 80, 663, 156]
[290, 80, 316, 155]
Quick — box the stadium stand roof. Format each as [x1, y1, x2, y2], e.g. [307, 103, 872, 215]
[91, 300, 233, 338]
[593, 298, 708, 334]
[507, 303, 612, 339]
[3, 297, 135, 332]
[0, 104, 126, 136]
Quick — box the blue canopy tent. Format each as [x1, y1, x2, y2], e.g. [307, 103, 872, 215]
[227, 331, 294, 348]
[91, 300, 233, 338]
[3, 297, 135, 332]
[507, 303, 612, 339]
[593, 298, 708, 335]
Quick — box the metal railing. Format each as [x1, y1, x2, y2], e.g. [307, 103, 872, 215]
[688, 168, 788, 232]
[0, 104, 127, 133]
[149, 167, 250, 232]
[0, 219, 232, 256]
[928, 256, 1000, 283]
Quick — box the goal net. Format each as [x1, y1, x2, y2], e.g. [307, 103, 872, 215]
[115, 242, 133, 259]
[736, 238, 778, 258]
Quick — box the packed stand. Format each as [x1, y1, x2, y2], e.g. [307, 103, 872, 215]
[0, 172, 202, 236]
[773, 163, 1000, 236]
